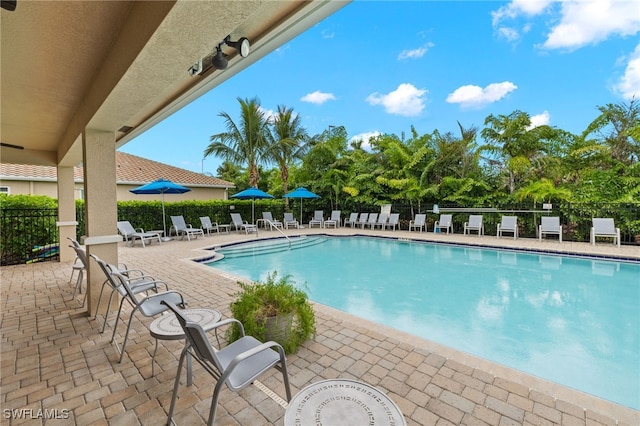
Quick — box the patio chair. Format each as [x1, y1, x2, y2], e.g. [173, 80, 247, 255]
[364, 213, 378, 229]
[283, 212, 299, 229]
[68, 241, 88, 303]
[385, 213, 400, 231]
[464, 215, 484, 236]
[497, 216, 518, 239]
[409, 214, 426, 232]
[434, 214, 453, 234]
[374, 213, 388, 229]
[591, 218, 620, 247]
[117, 220, 162, 247]
[230, 213, 258, 234]
[67, 237, 85, 290]
[90, 254, 169, 334]
[163, 300, 292, 426]
[200, 216, 220, 236]
[324, 210, 341, 228]
[261, 211, 283, 230]
[98, 257, 186, 363]
[539, 216, 562, 242]
[170, 215, 205, 241]
[309, 210, 324, 228]
[344, 212, 359, 228]
[356, 213, 369, 228]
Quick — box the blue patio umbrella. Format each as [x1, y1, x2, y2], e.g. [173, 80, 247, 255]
[284, 187, 320, 225]
[230, 187, 274, 224]
[130, 178, 191, 240]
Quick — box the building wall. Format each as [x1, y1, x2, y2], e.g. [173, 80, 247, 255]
[1, 179, 228, 201]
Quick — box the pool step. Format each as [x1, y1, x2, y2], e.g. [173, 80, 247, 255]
[217, 236, 327, 259]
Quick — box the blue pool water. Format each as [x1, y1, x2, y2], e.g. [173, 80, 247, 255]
[207, 236, 640, 409]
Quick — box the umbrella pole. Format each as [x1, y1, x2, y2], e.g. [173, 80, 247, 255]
[161, 192, 171, 242]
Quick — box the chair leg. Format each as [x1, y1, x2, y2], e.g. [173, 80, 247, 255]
[207, 380, 227, 426]
[167, 345, 189, 425]
[72, 270, 84, 299]
[116, 306, 142, 363]
[110, 297, 128, 343]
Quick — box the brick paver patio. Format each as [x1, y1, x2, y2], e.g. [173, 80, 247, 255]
[1, 227, 638, 425]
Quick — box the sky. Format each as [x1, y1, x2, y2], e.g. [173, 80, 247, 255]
[120, 0, 640, 176]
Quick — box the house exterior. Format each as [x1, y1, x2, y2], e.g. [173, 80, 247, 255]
[0, 151, 234, 201]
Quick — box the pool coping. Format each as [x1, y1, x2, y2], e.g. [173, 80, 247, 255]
[194, 233, 640, 264]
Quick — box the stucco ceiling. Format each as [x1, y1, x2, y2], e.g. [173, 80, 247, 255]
[0, 0, 349, 167]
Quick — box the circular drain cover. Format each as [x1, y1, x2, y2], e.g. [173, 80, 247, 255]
[284, 379, 406, 426]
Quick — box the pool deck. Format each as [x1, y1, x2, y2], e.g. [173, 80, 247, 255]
[1, 226, 638, 425]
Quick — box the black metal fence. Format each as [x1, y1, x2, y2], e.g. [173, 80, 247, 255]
[0, 208, 60, 266]
[2, 201, 638, 266]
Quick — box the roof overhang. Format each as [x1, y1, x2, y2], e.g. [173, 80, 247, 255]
[1, 0, 349, 167]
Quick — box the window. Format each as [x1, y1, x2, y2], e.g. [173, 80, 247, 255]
[0, 186, 9, 195]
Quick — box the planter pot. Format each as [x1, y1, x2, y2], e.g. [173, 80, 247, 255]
[264, 313, 293, 343]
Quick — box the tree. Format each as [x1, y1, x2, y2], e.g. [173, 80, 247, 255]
[267, 105, 309, 207]
[480, 110, 552, 194]
[204, 97, 271, 188]
[582, 98, 640, 165]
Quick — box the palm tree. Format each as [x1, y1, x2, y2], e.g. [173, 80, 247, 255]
[204, 97, 271, 188]
[267, 105, 309, 207]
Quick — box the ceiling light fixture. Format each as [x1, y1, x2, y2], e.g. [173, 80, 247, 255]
[189, 35, 250, 76]
[211, 45, 228, 70]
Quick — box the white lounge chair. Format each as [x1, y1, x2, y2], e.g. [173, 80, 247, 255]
[539, 216, 562, 242]
[309, 210, 324, 228]
[283, 212, 299, 229]
[434, 214, 453, 234]
[374, 213, 388, 230]
[591, 218, 620, 247]
[364, 213, 378, 229]
[385, 213, 400, 231]
[356, 213, 369, 228]
[409, 214, 426, 232]
[170, 216, 205, 241]
[324, 210, 341, 228]
[261, 212, 283, 230]
[230, 213, 258, 234]
[344, 212, 359, 228]
[463, 215, 484, 236]
[497, 216, 518, 239]
[199, 216, 220, 236]
[117, 221, 161, 247]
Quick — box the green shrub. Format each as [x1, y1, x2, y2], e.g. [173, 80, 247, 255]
[228, 271, 315, 354]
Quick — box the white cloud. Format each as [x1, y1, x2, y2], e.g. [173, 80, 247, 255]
[259, 106, 277, 122]
[614, 43, 640, 99]
[321, 29, 335, 39]
[528, 111, 551, 129]
[398, 42, 434, 60]
[492, 0, 554, 41]
[366, 83, 427, 116]
[543, 0, 640, 50]
[350, 131, 381, 151]
[493, 0, 640, 50]
[446, 82, 518, 108]
[300, 91, 336, 105]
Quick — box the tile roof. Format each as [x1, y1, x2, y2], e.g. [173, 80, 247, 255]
[0, 151, 235, 188]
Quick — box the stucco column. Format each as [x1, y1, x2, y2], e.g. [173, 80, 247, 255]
[56, 166, 77, 262]
[82, 129, 121, 316]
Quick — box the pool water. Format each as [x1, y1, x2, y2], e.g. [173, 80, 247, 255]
[207, 236, 640, 409]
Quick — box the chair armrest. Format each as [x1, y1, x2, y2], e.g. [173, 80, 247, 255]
[140, 291, 186, 315]
[224, 340, 286, 376]
[136, 228, 145, 233]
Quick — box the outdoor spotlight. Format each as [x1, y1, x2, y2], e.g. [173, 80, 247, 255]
[211, 45, 228, 70]
[225, 36, 250, 58]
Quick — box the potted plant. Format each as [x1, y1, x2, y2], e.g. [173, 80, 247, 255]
[228, 271, 316, 354]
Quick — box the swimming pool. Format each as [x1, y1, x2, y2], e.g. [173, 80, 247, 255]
[206, 236, 640, 409]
